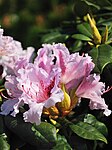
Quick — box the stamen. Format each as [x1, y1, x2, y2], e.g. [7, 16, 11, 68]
[103, 86, 112, 93]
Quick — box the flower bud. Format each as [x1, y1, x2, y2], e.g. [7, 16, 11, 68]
[102, 26, 108, 44]
[87, 14, 101, 45]
[57, 84, 71, 116]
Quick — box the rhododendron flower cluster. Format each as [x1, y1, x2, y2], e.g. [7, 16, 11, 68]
[0, 42, 111, 125]
[0, 28, 34, 78]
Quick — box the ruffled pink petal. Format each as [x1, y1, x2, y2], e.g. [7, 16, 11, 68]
[34, 43, 69, 74]
[76, 74, 111, 115]
[44, 68, 64, 107]
[23, 102, 44, 125]
[61, 53, 95, 86]
[22, 47, 35, 63]
[5, 75, 22, 98]
[11, 99, 24, 117]
[76, 74, 104, 97]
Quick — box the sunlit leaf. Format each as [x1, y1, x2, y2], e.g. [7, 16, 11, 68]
[69, 121, 107, 144]
[0, 134, 10, 150]
[77, 23, 93, 38]
[72, 34, 92, 41]
[0, 115, 10, 149]
[52, 134, 72, 150]
[32, 122, 57, 145]
[84, 114, 108, 136]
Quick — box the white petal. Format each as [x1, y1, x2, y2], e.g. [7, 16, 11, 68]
[23, 102, 44, 125]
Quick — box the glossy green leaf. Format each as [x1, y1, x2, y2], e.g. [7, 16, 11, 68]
[72, 34, 92, 41]
[84, 114, 108, 136]
[4, 115, 57, 149]
[89, 44, 112, 72]
[77, 23, 93, 38]
[32, 122, 57, 145]
[52, 134, 72, 150]
[69, 121, 107, 144]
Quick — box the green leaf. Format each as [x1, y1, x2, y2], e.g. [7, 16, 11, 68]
[77, 23, 93, 38]
[89, 44, 112, 72]
[41, 32, 68, 43]
[32, 122, 57, 145]
[82, 0, 100, 10]
[0, 116, 10, 150]
[4, 115, 57, 149]
[70, 40, 83, 52]
[52, 134, 72, 150]
[0, 134, 10, 150]
[84, 114, 108, 136]
[69, 121, 107, 144]
[72, 34, 92, 41]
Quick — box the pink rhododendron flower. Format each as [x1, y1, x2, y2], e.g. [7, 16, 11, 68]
[0, 43, 111, 125]
[35, 43, 111, 116]
[0, 59, 63, 124]
[0, 28, 34, 77]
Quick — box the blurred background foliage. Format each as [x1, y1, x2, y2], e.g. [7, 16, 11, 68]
[0, 0, 112, 50]
[0, 0, 74, 49]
